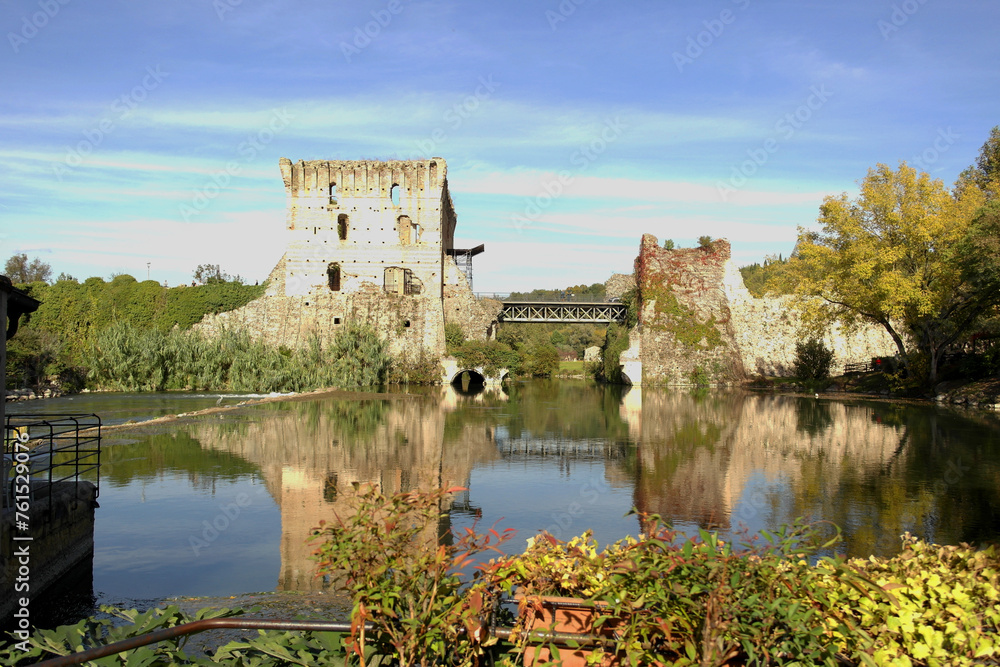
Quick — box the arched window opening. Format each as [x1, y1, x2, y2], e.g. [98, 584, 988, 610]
[337, 214, 349, 241]
[329, 182, 338, 205]
[327, 262, 341, 291]
[390, 183, 400, 207]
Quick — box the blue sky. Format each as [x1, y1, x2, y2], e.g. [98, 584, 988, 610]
[1, 0, 997, 292]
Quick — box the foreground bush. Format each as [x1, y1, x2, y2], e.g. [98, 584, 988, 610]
[4, 487, 999, 665]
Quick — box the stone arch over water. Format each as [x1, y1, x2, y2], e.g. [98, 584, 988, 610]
[451, 369, 486, 394]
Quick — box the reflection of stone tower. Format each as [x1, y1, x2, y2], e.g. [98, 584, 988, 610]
[189, 395, 500, 592]
[194, 158, 500, 360]
[631, 390, 902, 535]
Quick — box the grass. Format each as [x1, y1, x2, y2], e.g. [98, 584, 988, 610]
[558, 360, 586, 373]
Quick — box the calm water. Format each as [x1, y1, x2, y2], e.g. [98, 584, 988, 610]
[11, 382, 1000, 614]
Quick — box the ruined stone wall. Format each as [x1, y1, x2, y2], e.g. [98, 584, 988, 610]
[604, 273, 635, 300]
[195, 284, 443, 362]
[631, 234, 896, 382]
[634, 234, 745, 385]
[279, 158, 451, 300]
[442, 259, 502, 341]
[722, 255, 896, 376]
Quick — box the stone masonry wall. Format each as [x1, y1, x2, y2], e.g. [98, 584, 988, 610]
[631, 233, 897, 382]
[443, 259, 502, 341]
[635, 234, 746, 385]
[722, 255, 896, 376]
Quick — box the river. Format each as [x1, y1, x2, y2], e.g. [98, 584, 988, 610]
[8, 381, 1000, 623]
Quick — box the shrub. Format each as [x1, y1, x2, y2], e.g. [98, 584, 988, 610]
[86, 322, 390, 392]
[794, 337, 835, 380]
[597, 323, 631, 384]
[483, 516, 874, 665]
[454, 340, 520, 377]
[310, 484, 513, 666]
[388, 352, 442, 385]
[521, 343, 559, 377]
[698, 235, 713, 248]
[444, 322, 466, 355]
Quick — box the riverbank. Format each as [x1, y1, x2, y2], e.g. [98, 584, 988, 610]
[750, 372, 1000, 411]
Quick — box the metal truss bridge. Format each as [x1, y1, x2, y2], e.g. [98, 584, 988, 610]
[498, 301, 627, 324]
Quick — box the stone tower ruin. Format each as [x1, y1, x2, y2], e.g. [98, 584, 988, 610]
[194, 157, 499, 365]
[278, 157, 455, 301]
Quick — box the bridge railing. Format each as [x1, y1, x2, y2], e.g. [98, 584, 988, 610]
[475, 292, 619, 303]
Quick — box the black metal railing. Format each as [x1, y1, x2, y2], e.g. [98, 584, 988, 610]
[2, 413, 102, 514]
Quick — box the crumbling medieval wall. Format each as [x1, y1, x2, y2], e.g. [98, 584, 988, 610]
[442, 260, 502, 341]
[196, 157, 497, 364]
[722, 261, 896, 376]
[631, 234, 896, 383]
[605, 273, 635, 300]
[634, 235, 746, 385]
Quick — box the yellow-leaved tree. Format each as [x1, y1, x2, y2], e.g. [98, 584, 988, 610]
[788, 157, 1000, 386]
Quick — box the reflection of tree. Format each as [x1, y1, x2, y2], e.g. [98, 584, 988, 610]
[256, 399, 390, 442]
[499, 380, 632, 442]
[786, 404, 1000, 556]
[99, 429, 259, 489]
[794, 399, 833, 437]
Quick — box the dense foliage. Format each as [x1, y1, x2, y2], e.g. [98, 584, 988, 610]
[596, 322, 631, 384]
[739, 254, 790, 298]
[6, 274, 266, 389]
[86, 322, 391, 392]
[7, 486, 998, 666]
[311, 484, 513, 666]
[508, 282, 606, 302]
[784, 128, 1000, 386]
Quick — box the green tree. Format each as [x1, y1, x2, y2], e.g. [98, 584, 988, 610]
[739, 254, 789, 297]
[193, 263, 243, 284]
[522, 342, 559, 377]
[788, 161, 995, 385]
[4, 253, 52, 284]
[959, 124, 1000, 194]
[793, 337, 835, 381]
